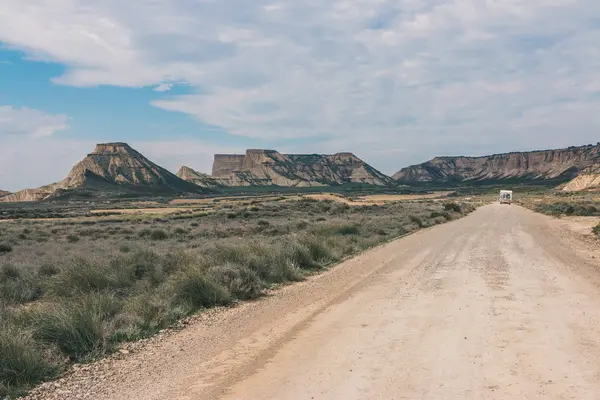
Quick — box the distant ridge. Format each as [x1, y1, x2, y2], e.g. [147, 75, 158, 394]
[393, 143, 600, 184]
[2, 142, 210, 202]
[184, 149, 395, 187]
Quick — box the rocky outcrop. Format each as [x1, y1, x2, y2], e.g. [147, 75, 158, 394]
[208, 149, 394, 187]
[0, 190, 9, 198]
[2, 143, 209, 202]
[562, 174, 600, 192]
[176, 166, 223, 188]
[1, 185, 57, 203]
[393, 143, 600, 183]
[562, 164, 600, 191]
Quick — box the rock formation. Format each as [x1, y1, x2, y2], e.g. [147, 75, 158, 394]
[2, 143, 209, 202]
[204, 149, 394, 187]
[562, 164, 600, 191]
[0, 190, 9, 198]
[176, 166, 223, 188]
[393, 143, 600, 183]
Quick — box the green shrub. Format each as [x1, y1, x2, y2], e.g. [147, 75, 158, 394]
[265, 257, 304, 283]
[138, 228, 152, 238]
[150, 229, 168, 241]
[38, 264, 60, 277]
[296, 220, 309, 229]
[299, 235, 337, 264]
[0, 326, 60, 398]
[334, 225, 360, 235]
[67, 234, 80, 243]
[444, 202, 462, 213]
[1, 264, 20, 279]
[0, 243, 13, 254]
[409, 215, 424, 228]
[45, 259, 129, 297]
[207, 264, 262, 300]
[33, 295, 120, 361]
[172, 270, 231, 309]
[593, 224, 600, 237]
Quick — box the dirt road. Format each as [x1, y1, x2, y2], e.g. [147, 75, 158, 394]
[27, 204, 600, 400]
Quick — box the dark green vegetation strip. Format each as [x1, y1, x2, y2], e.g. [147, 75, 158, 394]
[0, 198, 475, 397]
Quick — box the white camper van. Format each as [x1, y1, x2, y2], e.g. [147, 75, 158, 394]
[499, 190, 513, 205]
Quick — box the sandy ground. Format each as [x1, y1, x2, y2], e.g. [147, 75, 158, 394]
[302, 192, 453, 205]
[169, 196, 284, 205]
[24, 204, 600, 400]
[554, 215, 600, 237]
[89, 207, 194, 215]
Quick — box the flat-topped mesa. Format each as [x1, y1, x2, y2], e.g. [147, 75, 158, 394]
[205, 148, 394, 187]
[334, 152, 356, 157]
[89, 142, 137, 156]
[212, 154, 246, 177]
[394, 143, 600, 183]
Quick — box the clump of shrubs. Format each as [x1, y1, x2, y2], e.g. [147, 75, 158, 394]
[444, 202, 462, 213]
[150, 230, 168, 241]
[0, 243, 13, 254]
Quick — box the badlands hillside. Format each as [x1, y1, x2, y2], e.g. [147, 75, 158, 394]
[179, 149, 394, 187]
[1, 143, 208, 202]
[394, 143, 600, 187]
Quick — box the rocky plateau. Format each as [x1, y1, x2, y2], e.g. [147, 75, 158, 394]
[180, 149, 395, 187]
[394, 143, 600, 187]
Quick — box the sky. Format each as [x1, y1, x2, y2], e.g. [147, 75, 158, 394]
[1, 0, 600, 191]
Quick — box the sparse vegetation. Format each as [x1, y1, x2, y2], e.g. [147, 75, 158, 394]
[0, 196, 476, 396]
[518, 192, 600, 218]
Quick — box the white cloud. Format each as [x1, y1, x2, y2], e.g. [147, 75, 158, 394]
[153, 82, 173, 92]
[1, 0, 600, 171]
[0, 106, 69, 138]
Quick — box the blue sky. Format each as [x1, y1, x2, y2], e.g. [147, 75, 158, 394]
[1, 0, 600, 191]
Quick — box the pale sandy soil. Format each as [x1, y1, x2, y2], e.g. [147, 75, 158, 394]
[169, 195, 284, 205]
[89, 207, 194, 215]
[23, 204, 600, 400]
[555, 216, 600, 237]
[301, 192, 453, 205]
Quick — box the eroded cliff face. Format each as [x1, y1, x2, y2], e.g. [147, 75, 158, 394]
[0, 190, 9, 198]
[176, 166, 223, 188]
[206, 149, 393, 187]
[562, 164, 600, 191]
[393, 143, 600, 183]
[2, 143, 208, 202]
